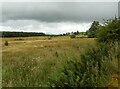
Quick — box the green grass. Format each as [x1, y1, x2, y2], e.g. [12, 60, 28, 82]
[2, 36, 95, 87]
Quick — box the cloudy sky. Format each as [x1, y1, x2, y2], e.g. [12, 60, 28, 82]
[0, 0, 119, 34]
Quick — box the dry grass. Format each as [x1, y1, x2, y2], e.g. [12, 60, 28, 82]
[2, 36, 95, 87]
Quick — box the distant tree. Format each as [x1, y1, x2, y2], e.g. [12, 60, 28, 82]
[63, 33, 66, 36]
[87, 21, 99, 38]
[66, 32, 70, 36]
[73, 32, 77, 35]
[76, 30, 79, 35]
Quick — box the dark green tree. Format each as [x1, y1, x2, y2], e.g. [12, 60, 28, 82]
[87, 21, 99, 38]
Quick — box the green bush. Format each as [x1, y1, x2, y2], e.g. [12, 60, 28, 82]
[70, 34, 76, 39]
[97, 18, 120, 43]
[49, 18, 119, 88]
[50, 42, 119, 87]
[4, 41, 8, 46]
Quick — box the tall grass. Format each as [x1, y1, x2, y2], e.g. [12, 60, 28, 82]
[2, 37, 95, 87]
[50, 42, 119, 88]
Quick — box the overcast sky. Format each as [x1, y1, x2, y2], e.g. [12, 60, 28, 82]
[0, 1, 119, 34]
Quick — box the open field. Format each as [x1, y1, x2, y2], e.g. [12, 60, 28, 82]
[1, 2, 119, 88]
[2, 36, 96, 87]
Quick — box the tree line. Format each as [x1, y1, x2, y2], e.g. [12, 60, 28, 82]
[0, 31, 87, 38]
[1, 31, 46, 37]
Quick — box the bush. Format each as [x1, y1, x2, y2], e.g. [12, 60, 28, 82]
[97, 18, 120, 43]
[50, 42, 118, 87]
[4, 41, 8, 46]
[70, 34, 76, 39]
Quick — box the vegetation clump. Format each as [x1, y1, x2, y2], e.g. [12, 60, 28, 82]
[50, 17, 120, 87]
[4, 41, 8, 46]
[86, 21, 99, 38]
[70, 34, 76, 39]
[97, 18, 120, 43]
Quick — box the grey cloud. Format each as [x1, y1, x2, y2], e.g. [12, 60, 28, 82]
[0, 20, 91, 34]
[2, 2, 118, 22]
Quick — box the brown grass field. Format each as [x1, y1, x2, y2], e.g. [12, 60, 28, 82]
[2, 36, 95, 87]
[1, 36, 118, 87]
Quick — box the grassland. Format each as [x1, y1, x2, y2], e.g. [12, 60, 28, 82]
[2, 36, 96, 87]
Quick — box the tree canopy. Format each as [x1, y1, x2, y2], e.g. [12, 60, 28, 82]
[87, 21, 99, 38]
[97, 18, 120, 43]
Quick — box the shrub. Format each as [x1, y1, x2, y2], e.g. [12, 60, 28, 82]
[70, 34, 76, 39]
[4, 41, 8, 46]
[97, 18, 120, 43]
[50, 42, 118, 87]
